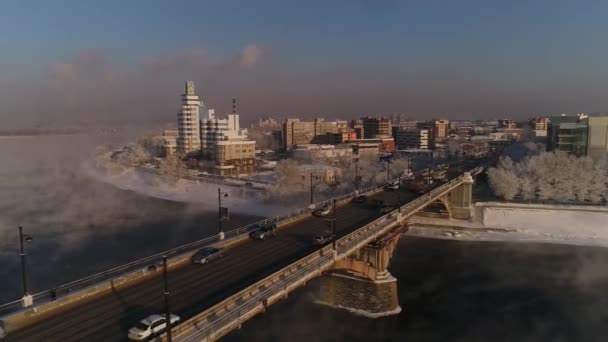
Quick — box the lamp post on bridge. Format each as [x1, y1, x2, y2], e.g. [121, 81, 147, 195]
[306, 172, 321, 207]
[353, 158, 361, 192]
[397, 174, 403, 213]
[162, 256, 173, 342]
[386, 159, 391, 182]
[18, 226, 34, 308]
[218, 188, 229, 240]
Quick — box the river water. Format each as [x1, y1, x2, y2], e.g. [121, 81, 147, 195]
[1, 134, 607, 341]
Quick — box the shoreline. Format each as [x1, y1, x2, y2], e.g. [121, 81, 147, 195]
[407, 221, 608, 249]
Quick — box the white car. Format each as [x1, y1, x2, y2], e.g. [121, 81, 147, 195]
[128, 314, 180, 341]
[313, 204, 333, 217]
[383, 182, 399, 191]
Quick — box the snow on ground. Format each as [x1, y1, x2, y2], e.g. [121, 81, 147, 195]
[82, 158, 299, 217]
[409, 204, 608, 248]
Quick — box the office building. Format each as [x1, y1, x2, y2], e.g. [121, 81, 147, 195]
[547, 115, 588, 156]
[177, 81, 202, 154]
[431, 119, 450, 142]
[215, 140, 256, 176]
[587, 117, 608, 161]
[361, 117, 392, 139]
[529, 117, 549, 138]
[199, 97, 248, 158]
[393, 127, 429, 150]
[282, 118, 348, 151]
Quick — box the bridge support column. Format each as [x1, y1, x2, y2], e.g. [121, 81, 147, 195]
[448, 172, 474, 220]
[317, 270, 400, 318]
[317, 227, 404, 317]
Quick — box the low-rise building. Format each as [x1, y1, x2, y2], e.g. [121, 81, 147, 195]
[161, 129, 178, 156]
[347, 137, 395, 153]
[215, 140, 256, 176]
[292, 144, 354, 163]
[299, 164, 342, 186]
[498, 119, 517, 129]
[349, 142, 380, 159]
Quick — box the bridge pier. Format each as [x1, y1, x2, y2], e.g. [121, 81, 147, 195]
[447, 171, 474, 220]
[317, 270, 400, 318]
[317, 226, 404, 317]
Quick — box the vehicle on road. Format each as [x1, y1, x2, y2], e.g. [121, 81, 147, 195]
[191, 247, 223, 264]
[249, 224, 277, 240]
[312, 231, 336, 245]
[404, 180, 428, 195]
[383, 182, 399, 191]
[313, 204, 333, 217]
[379, 203, 395, 214]
[352, 195, 367, 203]
[128, 314, 180, 341]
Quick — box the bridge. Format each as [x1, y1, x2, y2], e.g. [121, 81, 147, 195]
[0, 164, 485, 342]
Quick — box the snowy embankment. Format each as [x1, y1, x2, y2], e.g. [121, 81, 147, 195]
[409, 202, 608, 248]
[82, 156, 297, 217]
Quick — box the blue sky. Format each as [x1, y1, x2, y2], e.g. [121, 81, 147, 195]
[1, 0, 608, 125]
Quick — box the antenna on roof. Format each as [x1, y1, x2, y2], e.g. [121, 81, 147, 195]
[232, 98, 237, 114]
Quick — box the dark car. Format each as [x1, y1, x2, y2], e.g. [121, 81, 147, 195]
[312, 231, 336, 245]
[249, 224, 277, 240]
[379, 204, 395, 214]
[191, 247, 223, 264]
[352, 195, 367, 203]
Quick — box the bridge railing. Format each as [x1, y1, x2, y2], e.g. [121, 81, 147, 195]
[168, 244, 336, 341]
[170, 172, 475, 342]
[0, 178, 388, 317]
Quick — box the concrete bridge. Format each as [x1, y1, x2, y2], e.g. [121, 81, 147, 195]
[0, 165, 484, 342]
[165, 168, 482, 342]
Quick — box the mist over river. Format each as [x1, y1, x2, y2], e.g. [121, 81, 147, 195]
[1, 134, 607, 342]
[225, 237, 608, 342]
[0, 132, 261, 302]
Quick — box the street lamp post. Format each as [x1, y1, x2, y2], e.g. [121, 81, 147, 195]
[354, 161, 359, 191]
[428, 151, 434, 185]
[218, 188, 229, 240]
[310, 172, 314, 205]
[162, 256, 172, 342]
[397, 175, 403, 213]
[386, 159, 391, 182]
[18, 226, 33, 307]
[309, 172, 321, 206]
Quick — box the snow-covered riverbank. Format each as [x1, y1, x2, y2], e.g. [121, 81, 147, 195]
[83, 158, 299, 217]
[409, 202, 608, 248]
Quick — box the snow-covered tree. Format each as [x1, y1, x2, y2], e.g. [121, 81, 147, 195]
[488, 152, 607, 203]
[158, 155, 187, 184]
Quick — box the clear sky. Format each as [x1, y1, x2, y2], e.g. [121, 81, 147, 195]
[1, 0, 608, 127]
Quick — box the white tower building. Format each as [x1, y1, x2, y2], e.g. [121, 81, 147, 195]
[200, 111, 248, 158]
[177, 81, 202, 154]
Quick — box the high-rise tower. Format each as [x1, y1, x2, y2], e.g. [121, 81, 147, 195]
[177, 81, 202, 154]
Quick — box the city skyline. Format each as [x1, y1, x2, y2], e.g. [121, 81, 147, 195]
[2, 0, 608, 128]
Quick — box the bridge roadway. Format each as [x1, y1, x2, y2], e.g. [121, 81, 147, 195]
[5, 187, 422, 341]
